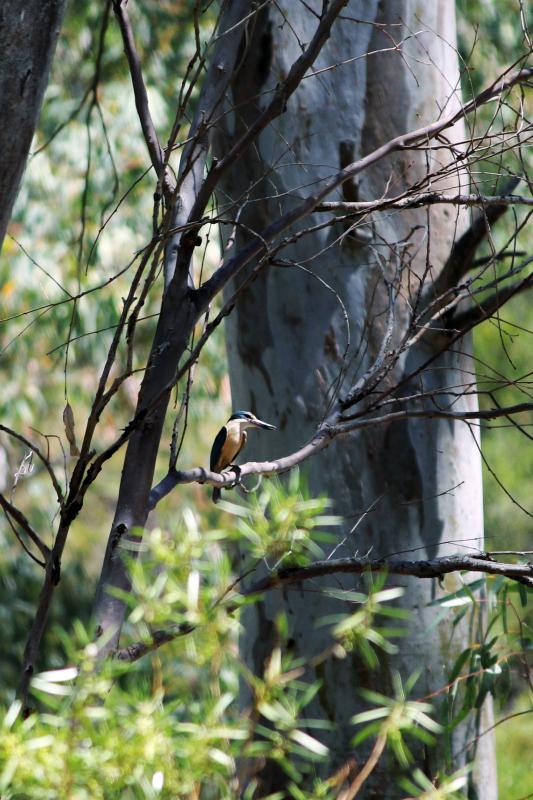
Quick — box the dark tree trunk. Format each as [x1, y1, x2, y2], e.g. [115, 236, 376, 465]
[0, 0, 67, 252]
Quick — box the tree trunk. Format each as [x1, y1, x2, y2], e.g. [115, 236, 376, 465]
[216, 1, 497, 796]
[0, 0, 67, 252]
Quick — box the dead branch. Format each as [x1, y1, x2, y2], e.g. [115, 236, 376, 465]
[0, 424, 64, 505]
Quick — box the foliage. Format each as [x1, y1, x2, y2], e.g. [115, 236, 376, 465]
[1, 477, 530, 797]
[217, 470, 341, 566]
[320, 578, 409, 669]
[495, 692, 533, 798]
[0, 550, 93, 707]
[352, 672, 443, 768]
[457, 0, 533, 550]
[0, 0, 532, 796]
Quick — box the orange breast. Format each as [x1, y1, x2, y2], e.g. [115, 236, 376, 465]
[217, 428, 246, 471]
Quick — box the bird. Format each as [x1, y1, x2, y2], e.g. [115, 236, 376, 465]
[209, 411, 276, 502]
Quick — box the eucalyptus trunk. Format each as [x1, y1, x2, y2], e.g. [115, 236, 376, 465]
[215, 1, 496, 796]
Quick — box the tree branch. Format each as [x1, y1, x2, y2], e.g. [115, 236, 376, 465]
[112, 0, 166, 182]
[0, 424, 64, 505]
[451, 270, 533, 331]
[244, 553, 533, 595]
[115, 621, 195, 662]
[316, 188, 532, 214]
[163, 0, 251, 286]
[425, 176, 522, 304]
[114, 552, 533, 662]
[148, 402, 533, 508]
[0, 492, 50, 562]
[187, 0, 351, 227]
[196, 69, 533, 311]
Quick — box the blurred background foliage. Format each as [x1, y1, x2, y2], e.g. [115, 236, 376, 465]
[457, 0, 533, 548]
[0, 0, 531, 796]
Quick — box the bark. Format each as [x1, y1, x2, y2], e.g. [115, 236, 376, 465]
[0, 0, 67, 252]
[92, 278, 198, 657]
[215, 1, 497, 797]
[91, 1, 250, 658]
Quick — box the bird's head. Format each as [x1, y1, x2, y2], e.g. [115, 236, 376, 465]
[229, 411, 276, 431]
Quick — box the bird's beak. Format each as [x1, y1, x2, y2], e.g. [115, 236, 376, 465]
[252, 417, 276, 430]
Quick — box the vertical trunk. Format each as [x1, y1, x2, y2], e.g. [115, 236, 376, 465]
[92, 281, 198, 656]
[0, 0, 67, 252]
[216, 1, 496, 796]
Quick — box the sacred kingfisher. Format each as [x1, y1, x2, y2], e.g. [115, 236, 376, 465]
[209, 411, 276, 502]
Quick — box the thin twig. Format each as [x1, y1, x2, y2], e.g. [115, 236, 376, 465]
[0, 493, 50, 561]
[0, 425, 64, 505]
[337, 734, 387, 800]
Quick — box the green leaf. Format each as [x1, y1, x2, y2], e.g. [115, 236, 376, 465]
[449, 648, 472, 684]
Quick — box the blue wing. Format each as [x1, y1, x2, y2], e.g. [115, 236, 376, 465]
[210, 426, 228, 472]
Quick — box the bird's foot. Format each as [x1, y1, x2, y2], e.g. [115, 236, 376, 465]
[228, 464, 242, 488]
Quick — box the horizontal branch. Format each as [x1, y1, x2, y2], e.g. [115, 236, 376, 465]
[245, 553, 533, 594]
[114, 552, 532, 662]
[115, 621, 194, 662]
[316, 190, 532, 214]
[148, 403, 533, 508]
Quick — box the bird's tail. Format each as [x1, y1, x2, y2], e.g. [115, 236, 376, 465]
[212, 487, 221, 503]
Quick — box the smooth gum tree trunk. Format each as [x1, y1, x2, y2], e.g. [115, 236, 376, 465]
[215, 1, 497, 797]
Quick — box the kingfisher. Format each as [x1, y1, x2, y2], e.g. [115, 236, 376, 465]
[209, 411, 276, 502]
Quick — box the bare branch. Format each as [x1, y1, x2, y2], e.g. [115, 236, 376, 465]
[244, 553, 533, 594]
[317, 188, 532, 214]
[451, 270, 533, 331]
[340, 282, 396, 410]
[197, 68, 533, 311]
[112, 0, 166, 182]
[163, 0, 252, 286]
[0, 424, 64, 505]
[425, 175, 522, 303]
[187, 0, 351, 227]
[0, 492, 50, 561]
[148, 402, 533, 508]
[337, 734, 387, 800]
[114, 551, 533, 663]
